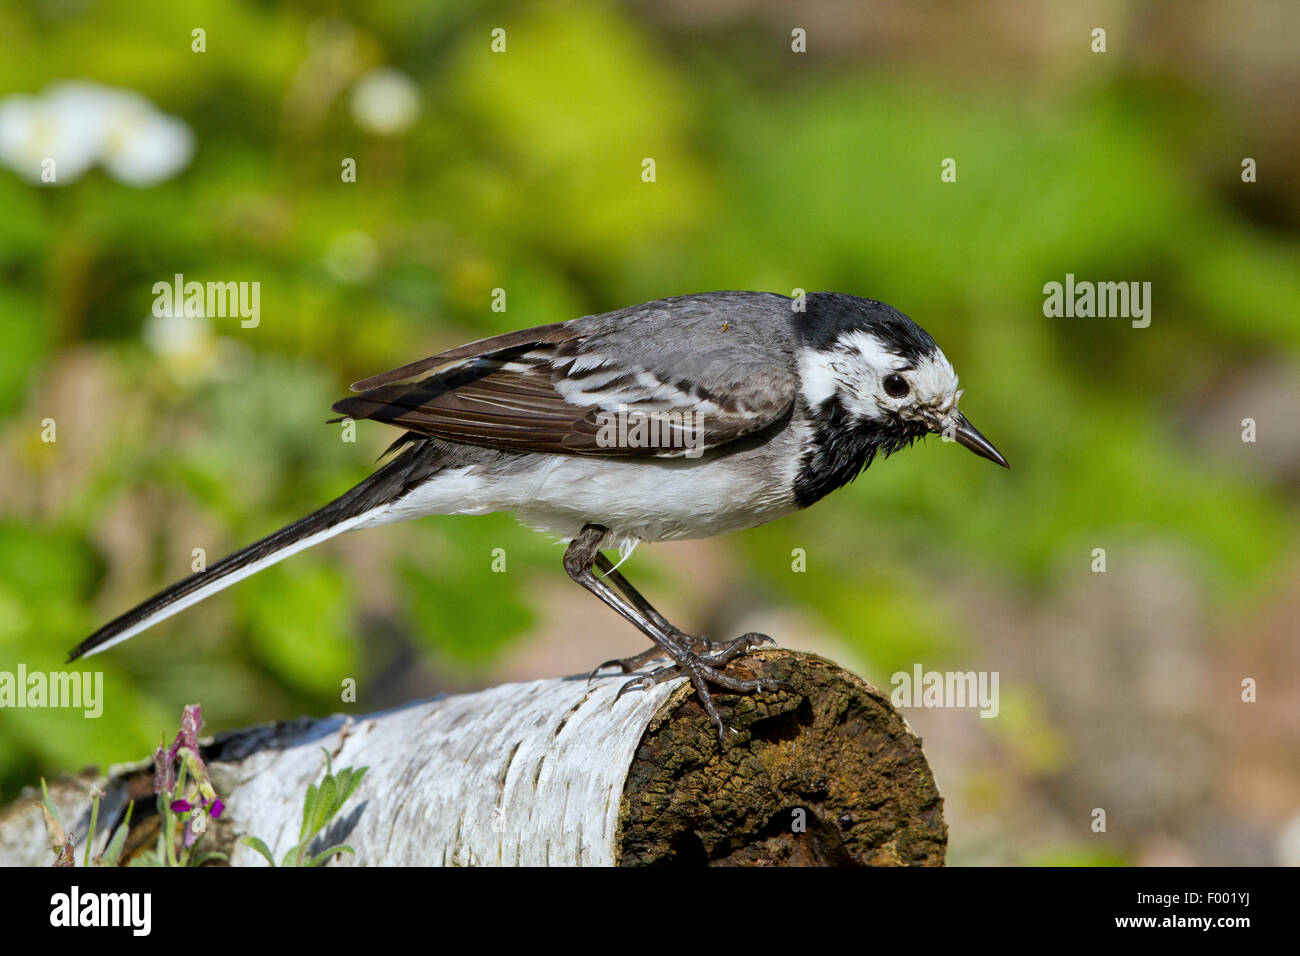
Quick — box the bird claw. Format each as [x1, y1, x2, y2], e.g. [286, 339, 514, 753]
[588, 645, 674, 682]
[604, 633, 789, 745]
[587, 659, 623, 682]
[697, 631, 775, 667]
[616, 667, 682, 700]
[590, 630, 777, 682]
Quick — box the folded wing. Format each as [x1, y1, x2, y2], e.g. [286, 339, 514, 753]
[332, 318, 796, 457]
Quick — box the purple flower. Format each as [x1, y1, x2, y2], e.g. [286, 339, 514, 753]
[151, 704, 226, 858]
[167, 703, 203, 764]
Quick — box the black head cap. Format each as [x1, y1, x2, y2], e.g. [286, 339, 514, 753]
[796, 292, 939, 362]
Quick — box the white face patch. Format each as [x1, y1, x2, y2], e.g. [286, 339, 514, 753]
[796, 348, 842, 408]
[799, 331, 961, 427]
[904, 350, 961, 421]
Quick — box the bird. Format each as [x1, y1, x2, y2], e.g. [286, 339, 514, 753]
[69, 291, 1008, 740]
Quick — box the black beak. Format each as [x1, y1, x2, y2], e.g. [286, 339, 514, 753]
[950, 412, 1009, 468]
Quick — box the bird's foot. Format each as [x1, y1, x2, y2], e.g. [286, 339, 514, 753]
[587, 631, 776, 680]
[587, 628, 748, 680]
[613, 634, 789, 744]
[697, 631, 776, 667]
[588, 643, 674, 681]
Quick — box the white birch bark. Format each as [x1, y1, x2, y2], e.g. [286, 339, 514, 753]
[0, 673, 684, 867]
[215, 673, 684, 866]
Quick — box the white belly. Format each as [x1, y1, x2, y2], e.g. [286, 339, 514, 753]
[504, 453, 801, 543]
[364, 437, 805, 546]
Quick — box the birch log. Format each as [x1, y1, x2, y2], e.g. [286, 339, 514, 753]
[0, 649, 946, 866]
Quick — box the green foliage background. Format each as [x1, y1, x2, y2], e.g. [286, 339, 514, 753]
[1, 1, 1296, 864]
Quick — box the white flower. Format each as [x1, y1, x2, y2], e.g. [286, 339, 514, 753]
[90, 87, 194, 186]
[349, 67, 420, 136]
[0, 80, 193, 186]
[0, 90, 101, 184]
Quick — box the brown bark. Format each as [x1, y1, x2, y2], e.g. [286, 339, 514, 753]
[619, 649, 946, 865]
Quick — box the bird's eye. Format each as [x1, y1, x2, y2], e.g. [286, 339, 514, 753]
[883, 373, 909, 398]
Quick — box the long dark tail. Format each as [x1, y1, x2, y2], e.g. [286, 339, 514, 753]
[68, 438, 436, 661]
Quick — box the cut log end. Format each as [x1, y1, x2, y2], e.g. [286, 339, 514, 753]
[618, 649, 947, 866]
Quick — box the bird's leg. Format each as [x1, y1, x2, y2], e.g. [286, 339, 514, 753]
[587, 553, 687, 675]
[565, 525, 788, 742]
[594, 553, 671, 626]
[588, 554, 777, 675]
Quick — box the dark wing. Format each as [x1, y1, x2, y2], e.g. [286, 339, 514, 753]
[331, 307, 797, 457]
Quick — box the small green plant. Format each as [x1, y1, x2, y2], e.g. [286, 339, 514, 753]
[131, 703, 228, 867]
[40, 703, 224, 866]
[39, 778, 134, 868]
[124, 702, 228, 868]
[242, 749, 368, 867]
[39, 705, 363, 868]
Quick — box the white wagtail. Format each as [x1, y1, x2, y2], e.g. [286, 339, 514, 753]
[70, 291, 1008, 738]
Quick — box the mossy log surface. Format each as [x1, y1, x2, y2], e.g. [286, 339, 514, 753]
[619, 649, 946, 865]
